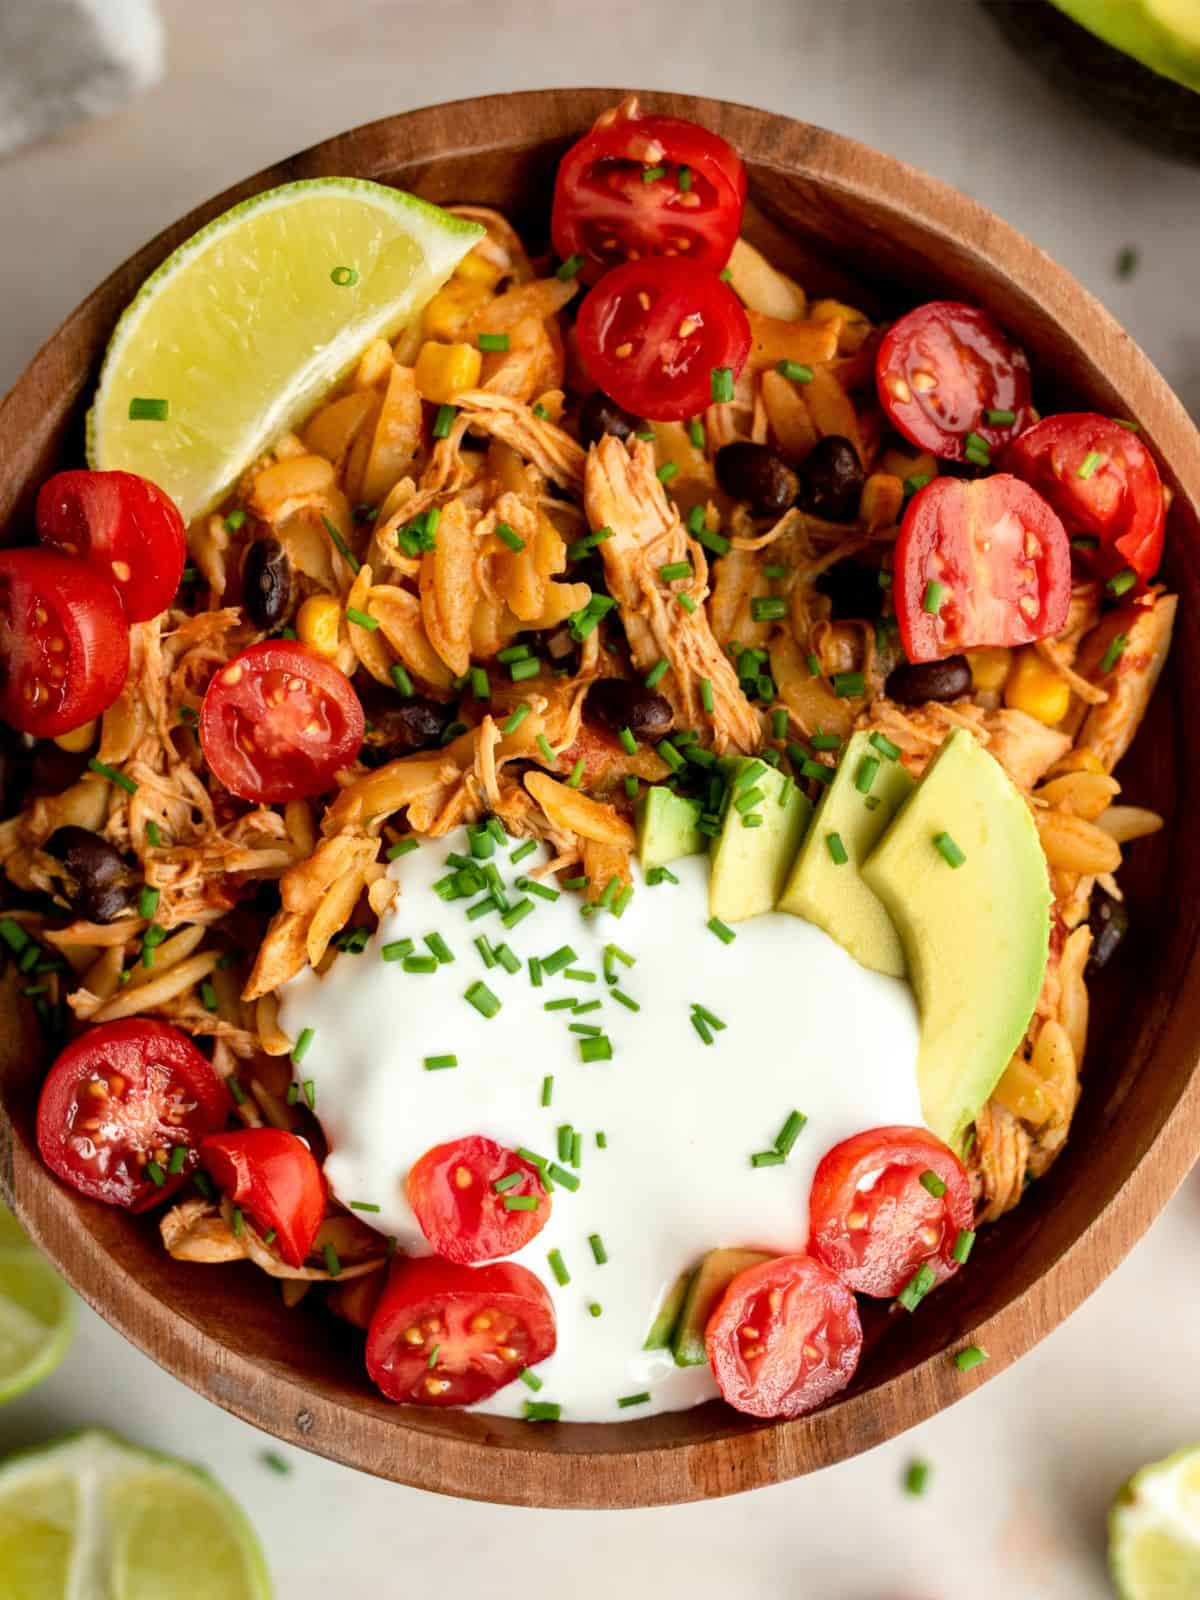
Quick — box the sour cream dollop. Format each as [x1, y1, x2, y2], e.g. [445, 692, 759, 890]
[279, 827, 921, 1421]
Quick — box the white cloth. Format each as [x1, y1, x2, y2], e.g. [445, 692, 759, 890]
[0, 0, 163, 157]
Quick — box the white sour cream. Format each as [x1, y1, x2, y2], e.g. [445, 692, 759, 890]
[278, 827, 921, 1421]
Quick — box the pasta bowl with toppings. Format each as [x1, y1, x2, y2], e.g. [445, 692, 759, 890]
[0, 90, 1198, 1507]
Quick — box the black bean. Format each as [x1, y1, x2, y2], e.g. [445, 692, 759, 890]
[885, 654, 972, 705]
[579, 391, 644, 448]
[242, 538, 293, 631]
[796, 435, 865, 523]
[714, 443, 799, 518]
[1087, 888, 1129, 973]
[816, 558, 883, 621]
[43, 826, 133, 924]
[586, 677, 674, 739]
[361, 697, 447, 766]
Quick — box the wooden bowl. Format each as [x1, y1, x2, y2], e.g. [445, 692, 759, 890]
[1, 90, 1198, 1510]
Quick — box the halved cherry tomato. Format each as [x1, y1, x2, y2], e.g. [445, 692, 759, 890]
[199, 640, 363, 803]
[575, 257, 751, 423]
[200, 1128, 325, 1267]
[552, 110, 745, 279]
[36, 1019, 227, 1211]
[406, 1136, 550, 1265]
[1005, 413, 1165, 583]
[808, 1125, 973, 1299]
[876, 301, 1034, 460]
[36, 470, 187, 623]
[705, 1254, 862, 1420]
[366, 1256, 556, 1406]
[0, 548, 129, 737]
[894, 474, 1070, 663]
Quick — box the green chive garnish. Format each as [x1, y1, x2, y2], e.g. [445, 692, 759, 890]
[617, 1392, 651, 1409]
[896, 1261, 937, 1312]
[984, 408, 1016, 426]
[954, 1345, 988, 1371]
[952, 1228, 976, 1264]
[519, 1367, 544, 1390]
[922, 580, 945, 615]
[710, 367, 734, 403]
[641, 163, 666, 183]
[869, 731, 900, 761]
[524, 1401, 561, 1422]
[330, 265, 359, 286]
[556, 254, 584, 281]
[750, 1150, 786, 1168]
[919, 1169, 947, 1198]
[87, 758, 137, 795]
[1076, 450, 1104, 480]
[292, 1027, 314, 1065]
[323, 1243, 341, 1278]
[391, 663, 414, 696]
[707, 916, 735, 945]
[904, 1459, 930, 1496]
[776, 359, 813, 383]
[541, 944, 576, 975]
[504, 1195, 538, 1211]
[578, 1036, 613, 1063]
[145, 1161, 165, 1188]
[855, 755, 880, 794]
[432, 404, 455, 439]
[547, 1249, 570, 1285]
[775, 1110, 807, 1155]
[659, 560, 692, 583]
[303, 1079, 315, 1110]
[1100, 633, 1128, 674]
[478, 332, 510, 352]
[128, 397, 168, 421]
[464, 981, 501, 1018]
[349, 1200, 381, 1212]
[826, 831, 848, 865]
[1107, 567, 1137, 597]
[831, 671, 864, 697]
[423, 1054, 458, 1071]
[319, 512, 360, 575]
[933, 832, 966, 868]
[345, 606, 378, 631]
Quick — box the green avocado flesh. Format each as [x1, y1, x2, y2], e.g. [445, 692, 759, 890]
[777, 731, 915, 977]
[709, 760, 812, 923]
[1052, 0, 1200, 91]
[671, 1249, 773, 1368]
[861, 729, 1051, 1148]
[636, 786, 704, 871]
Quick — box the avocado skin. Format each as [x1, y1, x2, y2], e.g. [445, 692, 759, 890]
[671, 1249, 774, 1368]
[982, 0, 1200, 164]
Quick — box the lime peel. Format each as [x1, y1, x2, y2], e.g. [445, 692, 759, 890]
[1110, 1444, 1200, 1599]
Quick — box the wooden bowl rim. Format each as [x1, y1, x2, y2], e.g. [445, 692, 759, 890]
[2, 88, 1199, 1508]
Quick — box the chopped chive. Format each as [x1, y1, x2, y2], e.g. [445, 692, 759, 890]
[540, 1074, 554, 1107]
[547, 1249, 570, 1285]
[510, 838, 537, 866]
[556, 253, 584, 281]
[529, 956, 543, 988]
[710, 367, 734, 404]
[501, 702, 532, 736]
[137, 885, 160, 920]
[517, 876, 559, 903]
[200, 980, 218, 1013]
[984, 408, 1016, 426]
[707, 916, 735, 945]
[678, 165, 693, 193]
[657, 463, 680, 486]
[613, 884, 634, 917]
[292, 1027, 314, 1066]
[145, 1161, 165, 1188]
[688, 418, 705, 450]
[750, 1149, 786, 1168]
[524, 1401, 561, 1422]
[230, 1206, 243, 1235]
[697, 523, 731, 557]
[542, 944, 577, 975]
[634, 429, 656, 443]
[617, 1392, 651, 1409]
[855, 754, 880, 794]
[432, 404, 455, 439]
[423, 932, 454, 965]
[624, 775, 639, 799]
[330, 264, 359, 287]
[224, 508, 247, 532]
[565, 757, 585, 788]
[641, 163, 666, 183]
[611, 988, 640, 1013]
[504, 1195, 538, 1211]
[596, 1131, 608, 1149]
[547, 1162, 580, 1192]
[750, 596, 786, 622]
[516, 1146, 549, 1171]
[933, 831, 966, 868]
[952, 1228, 976, 1264]
[578, 1035, 613, 1063]
[260, 1449, 291, 1478]
[922, 580, 946, 616]
[775, 1110, 808, 1155]
[826, 831, 849, 865]
[563, 967, 596, 983]
[128, 397, 168, 421]
[691, 1012, 714, 1045]
[382, 939, 415, 963]
[510, 656, 542, 684]
[904, 1459, 930, 1496]
[323, 1243, 341, 1278]
[645, 658, 669, 690]
[423, 1054, 458, 1071]
[285, 1085, 299, 1107]
[954, 1345, 988, 1372]
[386, 837, 420, 860]
[495, 520, 526, 554]
[1077, 450, 1104, 480]
[904, 473, 933, 498]
[569, 1022, 602, 1037]
[677, 593, 697, 614]
[869, 731, 900, 761]
[543, 998, 576, 1012]
[570, 1130, 582, 1167]
[263, 1229, 278, 1247]
[87, 758, 137, 795]
[345, 606, 379, 631]
[468, 665, 489, 700]
[1113, 417, 1140, 432]
[474, 935, 496, 969]
[776, 358, 813, 383]
[402, 954, 438, 974]
[303, 1079, 315, 1110]
[390, 663, 414, 696]
[964, 431, 992, 458]
[349, 1200, 382, 1213]
[465, 981, 501, 1018]
[193, 1171, 214, 1201]
[659, 559, 692, 583]
[919, 1169, 947, 1198]
[144, 819, 162, 848]
[478, 332, 510, 353]
[806, 652, 822, 677]
[519, 1366, 544, 1391]
[896, 1261, 937, 1312]
[1099, 632, 1128, 674]
[501, 898, 534, 930]
[1107, 567, 1137, 597]
[557, 1124, 573, 1162]
[493, 1172, 523, 1195]
[319, 512, 360, 575]
[796, 756, 834, 786]
[168, 1145, 188, 1176]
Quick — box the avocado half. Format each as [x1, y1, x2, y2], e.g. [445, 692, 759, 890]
[982, 0, 1200, 164]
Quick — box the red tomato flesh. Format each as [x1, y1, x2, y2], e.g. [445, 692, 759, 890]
[894, 474, 1071, 663]
[705, 1254, 862, 1420]
[36, 1019, 227, 1211]
[876, 301, 1034, 460]
[200, 1128, 325, 1267]
[199, 640, 363, 804]
[551, 111, 746, 279]
[0, 548, 129, 737]
[575, 257, 751, 423]
[406, 1136, 550, 1265]
[808, 1125, 973, 1299]
[1005, 412, 1165, 582]
[37, 470, 186, 623]
[366, 1256, 556, 1406]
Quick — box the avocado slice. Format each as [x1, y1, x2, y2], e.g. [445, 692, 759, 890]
[671, 1249, 774, 1367]
[636, 786, 704, 871]
[777, 731, 915, 976]
[709, 760, 812, 924]
[1051, 0, 1200, 92]
[861, 729, 1050, 1148]
[641, 1268, 692, 1351]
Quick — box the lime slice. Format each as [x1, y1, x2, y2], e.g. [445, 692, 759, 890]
[88, 178, 484, 521]
[0, 1430, 272, 1599]
[0, 1204, 74, 1405]
[1110, 1445, 1200, 1598]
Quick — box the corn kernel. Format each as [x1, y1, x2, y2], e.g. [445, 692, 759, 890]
[53, 719, 97, 754]
[414, 341, 483, 405]
[1004, 646, 1071, 726]
[421, 278, 492, 342]
[455, 251, 503, 289]
[966, 647, 1012, 694]
[296, 594, 343, 658]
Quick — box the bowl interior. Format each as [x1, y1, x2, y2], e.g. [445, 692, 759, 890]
[1, 89, 1198, 1508]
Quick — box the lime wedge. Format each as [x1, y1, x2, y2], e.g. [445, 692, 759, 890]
[88, 178, 484, 521]
[0, 1430, 272, 1599]
[0, 1204, 74, 1406]
[1110, 1445, 1200, 1598]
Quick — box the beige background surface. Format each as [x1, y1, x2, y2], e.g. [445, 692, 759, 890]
[1, 2, 1198, 1595]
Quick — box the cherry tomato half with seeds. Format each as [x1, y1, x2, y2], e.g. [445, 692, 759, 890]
[37, 1019, 227, 1211]
[0, 548, 129, 738]
[406, 1136, 550, 1265]
[551, 111, 746, 279]
[876, 301, 1034, 461]
[705, 1254, 862, 1420]
[199, 640, 364, 804]
[366, 1255, 556, 1406]
[1004, 413, 1165, 583]
[36, 470, 187, 623]
[200, 1128, 325, 1267]
[575, 257, 751, 423]
[894, 474, 1071, 663]
[808, 1125, 974, 1299]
